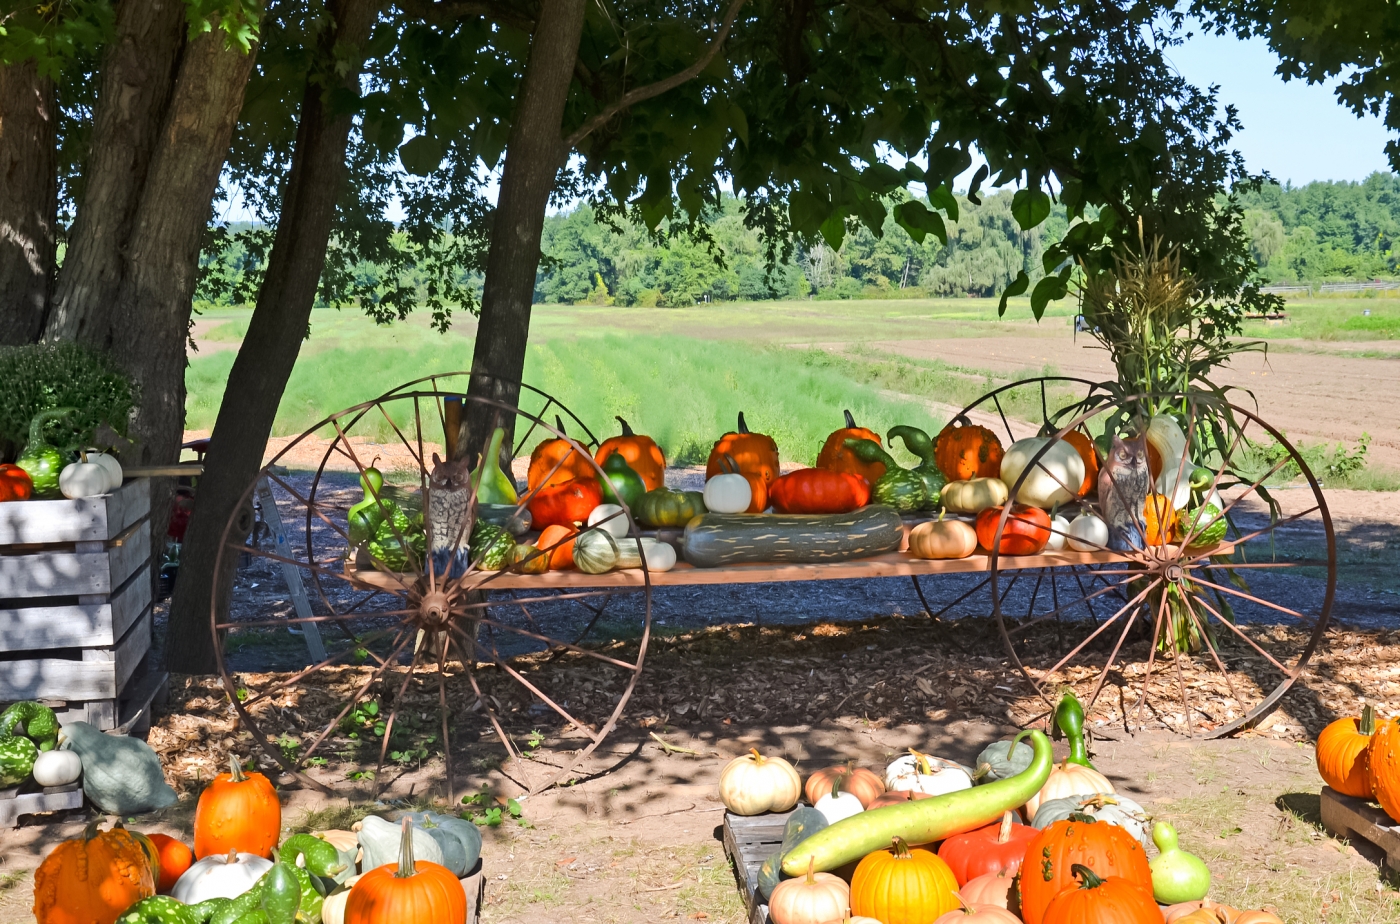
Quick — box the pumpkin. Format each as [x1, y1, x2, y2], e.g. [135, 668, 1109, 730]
[844, 437, 929, 512]
[171, 849, 271, 904]
[768, 859, 850, 924]
[33, 820, 156, 924]
[885, 750, 974, 796]
[938, 811, 1037, 883]
[1024, 760, 1116, 817]
[1318, 705, 1377, 798]
[1061, 431, 1099, 496]
[586, 502, 631, 538]
[61, 721, 178, 815]
[635, 487, 707, 528]
[1149, 821, 1210, 904]
[31, 749, 82, 787]
[817, 410, 886, 483]
[536, 524, 577, 570]
[1039, 863, 1160, 924]
[769, 468, 870, 514]
[323, 874, 365, 924]
[527, 416, 595, 490]
[684, 507, 902, 567]
[346, 818, 466, 924]
[1067, 513, 1109, 552]
[1163, 900, 1240, 924]
[707, 411, 780, 485]
[626, 537, 677, 572]
[866, 789, 933, 810]
[709, 453, 766, 513]
[974, 738, 1034, 783]
[1366, 714, 1400, 823]
[1146, 415, 1189, 487]
[0, 463, 34, 501]
[400, 812, 482, 878]
[597, 451, 646, 508]
[526, 478, 602, 529]
[805, 764, 886, 808]
[508, 543, 549, 574]
[932, 896, 1023, 924]
[1017, 817, 1152, 924]
[975, 505, 1051, 556]
[193, 756, 282, 859]
[1044, 514, 1070, 550]
[908, 513, 979, 560]
[595, 417, 665, 491]
[815, 779, 865, 825]
[758, 807, 830, 901]
[703, 471, 753, 514]
[1143, 493, 1175, 546]
[1000, 438, 1085, 509]
[1233, 912, 1284, 924]
[961, 868, 1017, 909]
[145, 834, 194, 894]
[356, 815, 446, 875]
[572, 528, 619, 574]
[1031, 793, 1151, 847]
[850, 837, 958, 924]
[934, 420, 1004, 482]
[718, 748, 802, 815]
[60, 456, 110, 498]
[941, 478, 1009, 515]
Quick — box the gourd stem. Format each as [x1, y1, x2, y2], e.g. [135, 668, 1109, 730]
[397, 816, 417, 878]
[1070, 863, 1105, 889]
[229, 754, 246, 783]
[737, 411, 750, 434]
[1361, 704, 1375, 736]
[997, 810, 1014, 844]
[890, 836, 912, 859]
[616, 416, 635, 436]
[843, 409, 857, 429]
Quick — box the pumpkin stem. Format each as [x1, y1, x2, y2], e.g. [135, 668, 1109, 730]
[227, 849, 239, 864]
[1070, 863, 1105, 889]
[722, 453, 742, 476]
[82, 818, 103, 842]
[830, 774, 844, 799]
[737, 411, 750, 434]
[555, 415, 567, 438]
[748, 748, 765, 765]
[909, 748, 933, 776]
[805, 857, 815, 884]
[843, 409, 857, 429]
[616, 416, 635, 437]
[396, 816, 417, 878]
[229, 754, 246, 783]
[997, 810, 1015, 843]
[953, 891, 977, 915]
[890, 836, 912, 859]
[1361, 704, 1376, 736]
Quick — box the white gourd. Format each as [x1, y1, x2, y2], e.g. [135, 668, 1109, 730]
[941, 478, 1009, 514]
[586, 503, 630, 538]
[31, 749, 82, 787]
[1000, 438, 1085, 509]
[59, 458, 109, 499]
[640, 537, 677, 572]
[703, 473, 752, 514]
[884, 750, 974, 796]
[171, 852, 273, 903]
[1068, 513, 1109, 551]
[814, 790, 865, 824]
[83, 451, 123, 492]
[1146, 415, 1190, 494]
[1046, 514, 1071, 551]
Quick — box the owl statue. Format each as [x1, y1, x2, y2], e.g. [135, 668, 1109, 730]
[1098, 432, 1152, 552]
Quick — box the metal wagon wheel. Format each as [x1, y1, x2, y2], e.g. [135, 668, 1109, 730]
[211, 390, 652, 798]
[910, 376, 1109, 623]
[986, 391, 1335, 737]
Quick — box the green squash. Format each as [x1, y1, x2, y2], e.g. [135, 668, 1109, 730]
[1177, 504, 1227, 548]
[280, 833, 346, 879]
[756, 806, 829, 900]
[187, 898, 234, 924]
[471, 427, 518, 506]
[1053, 690, 1095, 769]
[365, 505, 425, 572]
[0, 701, 59, 751]
[573, 528, 619, 574]
[635, 487, 707, 528]
[844, 437, 929, 513]
[16, 407, 74, 499]
[402, 811, 483, 876]
[888, 425, 947, 508]
[61, 720, 178, 814]
[259, 864, 301, 924]
[598, 452, 646, 509]
[0, 735, 38, 786]
[974, 738, 1034, 783]
[469, 523, 514, 571]
[346, 466, 387, 546]
[117, 896, 198, 924]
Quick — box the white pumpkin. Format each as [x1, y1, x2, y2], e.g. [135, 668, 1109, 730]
[1067, 513, 1109, 552]
[941, 477, 1010, 514]
[1146, 415, 1190, 492]
[83, 450, 123, 492]
[1045, 514, 1071, 551]
[586, 503, 631, 538]
[1023, 760, 1116, 817]
[703, 473, 752, 514]
[171, 850, 273, 903]
[59, 458, 110, 499]
[31, 749, 82, 787]
[718, 748, 801, 815]
[640, 537, 677, 572]
[814, 789, 864, 824]
[320, 873, 363, 924]
[884, 750, 974, 796]
[1001, 438, 1085, 509]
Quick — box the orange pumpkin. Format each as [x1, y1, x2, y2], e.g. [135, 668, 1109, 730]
[1163, 900, 1241, 924]
[527, 477, 603, 529]
[1040, 863, 1160, 924]
[934, 420, 1004, 481]
[1017, 816, 1152, 924]
[346, 817, 466, 924]
[527, 416, 596, 490]
[193, 756, 282, 860]
[804, 763, 886, 808]
[1367, 714, 1400, 823]
[960, 868, 1017, 909]
[975, 504, 1052, 555]
[865, 789, 935, 810]
[1143, 493, 1175, 546]
[850, 837, 959, 924]
[938, 811, 1037, 884]
[1317, 705, 1377, 798]
[537, 524, 577, 570]
[707, 411, 781, 485]
[816, 410, 886, 483]
[145, 833, 194, 894]
[1233, 912, 1285, 924]
[717, 453, 769, 513]
[595, 416, 666, 491]
[33, 820, 156, 924]
[1061, 431, 1099, 497]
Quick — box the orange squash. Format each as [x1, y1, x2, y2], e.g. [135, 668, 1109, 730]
[1317, 705, 1376, 798]
[934, 420, 1004, 481]
[708, 412, 780, 485]
[1061, 431, 1099, 497]
[960, 867, 1017, 909]
[33, 820, 156, 924]
[193, 756, 282, 859]
[346, 817, 466, 924]
[145, 833, 194, 894]
[537, 524, 577, 570]
[595, 416, 666, 491]
[816, 410, 885, 483]
[1367, 714, 1400, 823]
[850, 837, 958, 924]
[804, 763, 886, 808]
[1040, 863, 1160, 924]
[1017, 816, 1152, 924]
[527, 416, 596, 490]
[1143, 493, 1175, 546]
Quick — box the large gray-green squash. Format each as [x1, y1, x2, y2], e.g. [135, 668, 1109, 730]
[357, 814, 445, 872]
[402, 811, 483, 876]
[757, 806, 828, 901]
[682, 506, 903, 567]
[61, 721, 178, 813]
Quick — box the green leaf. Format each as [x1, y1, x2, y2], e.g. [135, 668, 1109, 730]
[893, 200, 947, 245]
[967, 165, 989, 206]
[819, 211, 847, 250]
[860, 162, 904, 194]
[1011, 188, 1052, 231]
[507, 798, 523, 817]
[927, 146, 972, 185]
[927, 184, 959, 222]
[998, 270, 1030, 316]
[1030, 273, 1069, 319]
[398, 135, 444, 176]
[788, 187, 827, 236]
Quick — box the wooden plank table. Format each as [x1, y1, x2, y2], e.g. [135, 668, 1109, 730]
[1320, 786, 1400, 872]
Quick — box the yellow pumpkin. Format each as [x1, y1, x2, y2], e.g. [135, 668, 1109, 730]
[1023, 760, 1115, 816]
[1000, 438, 1085, 509]
[940, 478, 1009, 515]
[719, 748, 802, 816]
[908, 516, 979, 560]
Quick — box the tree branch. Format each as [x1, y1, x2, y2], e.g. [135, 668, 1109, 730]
[563, 0, 747, 149]
[396, 0, 534, 32]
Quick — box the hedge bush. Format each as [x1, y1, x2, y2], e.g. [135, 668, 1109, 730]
[0, 343, 135, 460]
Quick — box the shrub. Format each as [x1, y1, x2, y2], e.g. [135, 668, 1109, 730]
[0, 343, 135, 461]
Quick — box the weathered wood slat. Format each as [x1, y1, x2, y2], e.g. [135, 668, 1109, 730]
[1320, 786, 1400, 871]
[0, 782, 83, 829]
[0, 478, 150, 545]
[723, 810, 796, 924]
[0, 607, 151, 700]
[0, 567, 151, 652]
[0, 515, 149, 598]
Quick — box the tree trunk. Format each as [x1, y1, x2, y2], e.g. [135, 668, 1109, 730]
[44, 0, 187, 342]
[166, 0, 380, 675]
[462, 0, 585, 461]
[0, 59, 57, 345]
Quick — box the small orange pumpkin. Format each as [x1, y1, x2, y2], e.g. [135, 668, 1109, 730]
[346, 817, 466, 924]
[537, 523, 577, 570]
[145, 833, 194, 894]
[934, 420, 1004, 481]
[1317, 704, 1376, 798]
[850, 836, 959, 924]
[975, 504, 1051, 556]
[1143, 493, 1175, 546]
[960, 868, 1017, 909]
[1061, 431, 1099, 497]
[707, 411, 781, 485]
[1163, 899, 1240, 924]
[1040, 863, 1160, 924]
[1017, 816, 1152, 924]
[32, 819, 156, 924]
[595, 416, 666, 491]
[804, 763, 886, 808]
[193, 756, 282, 860]
[1367, 714, 1400, 823]
[933, 894, 1023, 924]
[527, 416, 596, 490]
[816, 410, 885, 483]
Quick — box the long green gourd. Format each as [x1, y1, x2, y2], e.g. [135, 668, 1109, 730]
[781, 729, 1053, 875]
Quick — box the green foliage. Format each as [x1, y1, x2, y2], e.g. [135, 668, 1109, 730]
[183, 0, 263, 53]
[1233, 174, 1400, 282]
[0, 343, 134, 460]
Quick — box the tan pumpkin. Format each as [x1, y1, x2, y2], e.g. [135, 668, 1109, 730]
[1023, 759, 1115, 816]
[769, 859, 850, 924]
[940, 478, 1009, 515]
[908, 515, 978, 560]
[960, 868, 1016, 909]
[1162, 899, 1239, 924]
[816, 918, 881, 924]
[719, 748, 802, 816]
[932, 896, 1023, 924]
[1233, 911, 1284, 924]
[805, 763, 885, 808]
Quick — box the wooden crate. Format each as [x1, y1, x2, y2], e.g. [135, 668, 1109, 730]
[1320, 786, 1400, 872]
[0, 781, 83, 829]
[0, 478, 165, 730]
[722, 809, 797, 924]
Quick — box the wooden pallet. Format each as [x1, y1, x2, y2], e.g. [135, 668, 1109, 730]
[722, 809, 797, 924]
[0, 781, 83, 829]
[1320, 786, 1400, 872]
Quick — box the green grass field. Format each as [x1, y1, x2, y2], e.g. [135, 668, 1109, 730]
[1242, 295, 1400, 341]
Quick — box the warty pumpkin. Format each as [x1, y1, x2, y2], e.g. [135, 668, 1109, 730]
[937, 811, 1037, 884]
[33, 819, 156, 924]
[1039, 863, 1160, 924]
[346, 818, 466, 924]
[1016, 817, 1152, 924]
[768, 468, 870, 514]
[849, 836, 959, 924]
[805, 763, 885, 808]
[526, 416, 596, 490]
[193, 756, 282, 859]
[934, 420, 1004, 482]
[707, 411, 780, 484]
[595, 416, 666, 491]
[1366, 713, 1400, 823]
[1316, 704, 1376, 798]
[816, 410, 886, 483]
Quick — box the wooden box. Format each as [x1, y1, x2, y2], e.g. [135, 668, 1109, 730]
[0, 478, 165, 730]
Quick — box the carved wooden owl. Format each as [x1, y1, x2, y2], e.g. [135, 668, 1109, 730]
[1098, 433, 1152, 552]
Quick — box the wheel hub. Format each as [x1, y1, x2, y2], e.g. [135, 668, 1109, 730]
[410, 585, 457, 629]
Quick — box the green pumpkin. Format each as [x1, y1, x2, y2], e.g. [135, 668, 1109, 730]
[0, 735, 38, 786]
[117, 896, 198, 924]
[635, 487, 707, 528]
[1177, 504, 1227, 548]
[598, 452, 646, 509]
[346, 466, 386, 546]
[16, 407, 74, 499]
[366, 505, 425, 572]
[757, 806, 829, 900]
[469, 523, 514, 571]
[844, 437, 928, 512]
[471, 427, 518, 505]
[1030, 793, 1152, 847]
[974, 738, 1034, 783]
[0, 701, 59, 750]
[402, 811, 483, 876]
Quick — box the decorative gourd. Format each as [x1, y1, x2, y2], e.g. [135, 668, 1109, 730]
[171, 850, 271, 903]
[1366, 714, 1400, 823]
[850, 837, 958, 924]
[1040, 863, 1161, 924]
[1, 701, 61, 750]
[1143, 493, 1176, 546]
[508, 543, 549, 574]
[758, 807, 829, 901]
[718, 748, 802, 815]
[1149, 821, 1210, 904]
[682, 507, 903, 567]
[844, 438, 928, 512]
[346, 463, 387, 547]
[193, 756, 282, 859]
[635, 537, 677, 572]
[814, 776, 865, 824]
[346, 818, 466, 924]
[33, 819, 156, 924]
[281, 832, 350, 880]
[536, 524, 577, 570]
[114, 895, 197, 924]
[356, 814, 446, 873]
[974, 738, 1033, 783]
[527, 478, 603, 529]
[1146, 414, 1189, 487]
[975, 505, 1051, 556]
[145, 834, 194, 894]
[805, 764, 885, 808]
[635, 487, 707, 528]
[1317, 705, 1376, 798]
[527, 416, 595, 490]
[16, 407, 73, 498]
[960, 868, 1017, 909]
[1017, 818, 1152, 924]
[1031, 793, 1151, 847]
[908, 513, 979, 560]
[83, 450, 123, 492]
[1177, 504, 1227, 549]
[613, 536, 644, 569]
[586, 502, 631, 538]
[703, 459, 755, 514]
[1024, 760, 1115, 817]
[0, 463, 34, 501]
[1060, 431, 1099, 496]
[941, 478, 1008, 515]
[573, 528, 619, 574]
[0, 735, 37, 786]
[470, 426, 518, 506]
[595, 417, 666, 491]
[888, 425, 947, 508]
[1000, 438, 1085, 509]
[769, 468, 870, 514]
[322, 874, 364, 924]
[817, 410, 886, 483]
[710, 453, 767, 512]
[885, 749, 974, 796]
[260, 862, 304, 924]
[1045, 514, 1070, 550]
[31, 749, 82, 786]
[1067, 513, 1109, 552]
[937, 811, 1037, 883]
[1054, 690, 1095, 769]
[932, 896, 1023, 924]
[61, 721, 178, 815]
[60, 454, 110, 499]
[314, 830, 362, 884]
[707, 412, 780, 485]
[597, 451, 646, 509]
[934, 420, 1004, 482]
[400, 812, 482, 878]
[768, 859, 850, 924]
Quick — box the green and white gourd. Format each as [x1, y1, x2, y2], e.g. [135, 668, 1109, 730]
[887, 425, 947, 509]
[400, 811, 482, 876]
[357, 814, 445, 871]
[843, 437, 928, 513]
[885, 750, 974, 795]
[573, 528, 619, 574]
